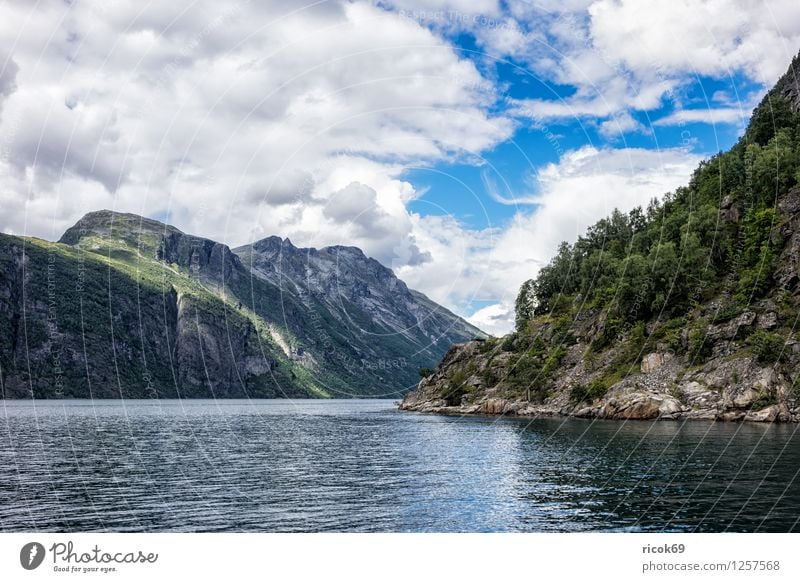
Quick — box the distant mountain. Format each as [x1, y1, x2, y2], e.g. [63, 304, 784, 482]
[0, 211, 483, 399]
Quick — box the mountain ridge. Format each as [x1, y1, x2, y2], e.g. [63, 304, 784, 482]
[0, 210, 483, 399]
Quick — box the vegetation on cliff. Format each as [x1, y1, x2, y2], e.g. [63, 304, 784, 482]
[402, 51, 800, 422]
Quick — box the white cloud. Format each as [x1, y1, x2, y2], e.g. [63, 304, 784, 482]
[401, 145, 703, 335]
[589, 0, 800, 84]
[654, 107, 748, 127]
[598, 111, 649, 139]
[468, 302, 515, 336]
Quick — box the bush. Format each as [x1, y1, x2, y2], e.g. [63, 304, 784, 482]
[748, 330, 787, 364]
[477, 337, 498, 354]
[590, 316, 624, 353]
[541, 345, 567, 376]
[500, 333, 516, 352]
[569, 378, 610, 404]
[440, 369, 469, 405]
[688, 326, 713, 363]
[418, 367, 434, 379]
[713, 302, 744, 323]
[751, 395, 778, 410]
[650, 316, 686, 353]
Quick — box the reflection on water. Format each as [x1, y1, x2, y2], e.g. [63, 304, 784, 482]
[1, 399, 799, 532]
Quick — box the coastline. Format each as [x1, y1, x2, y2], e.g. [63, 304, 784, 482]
[399, 340, 800, 424]
[398, 398, 797, 423]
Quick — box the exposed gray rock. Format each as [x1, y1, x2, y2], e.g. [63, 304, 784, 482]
[757, 312, 779, 329]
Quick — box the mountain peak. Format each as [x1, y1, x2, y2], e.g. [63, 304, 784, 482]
[249, 235, 296, 253]
[58, 209, 180, 250]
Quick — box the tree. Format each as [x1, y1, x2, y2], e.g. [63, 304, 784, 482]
[514, 279, 536, 331]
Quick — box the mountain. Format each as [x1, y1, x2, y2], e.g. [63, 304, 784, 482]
[0, 211, 483, 399]
[402, 50, 800, 422]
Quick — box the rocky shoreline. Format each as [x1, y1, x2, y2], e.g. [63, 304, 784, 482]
[399, 338, 800, 423]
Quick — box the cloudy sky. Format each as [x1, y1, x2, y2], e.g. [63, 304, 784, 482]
[1, 0, 799, 334]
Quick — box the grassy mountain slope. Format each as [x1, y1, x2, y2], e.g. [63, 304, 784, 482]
[402, 51, 800, 422]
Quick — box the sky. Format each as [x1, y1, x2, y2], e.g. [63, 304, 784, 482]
[1, 0, 799, 335]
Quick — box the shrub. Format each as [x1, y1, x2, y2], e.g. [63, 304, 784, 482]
[569, 378, 610, 404]
[777, 290, 796, 323]
[751, 395, 778, 410]
[651, 316, 686, 353]
[541, 345, 567, 376]
[713, 302, 744, 323]
[748, 330, 787, 364]
[477, 337, 498, 354]
[418, 367, 434, 379]
[590, 316, 624, 353]
[440, 369, 469, 405]
[688, 326, 713, 363]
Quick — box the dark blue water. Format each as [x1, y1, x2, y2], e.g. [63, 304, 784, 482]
[2, 399, 799, 532]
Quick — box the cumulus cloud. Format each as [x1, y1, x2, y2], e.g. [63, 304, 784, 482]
[245, 170, 315, 206]
[0, 55, 18, 103]
[398, 145, 703, 334]
[467, 302, 516, 337]
[598, 111, 649, 140]
[323, 182, 390, 237]
[588, 0, 800, 84]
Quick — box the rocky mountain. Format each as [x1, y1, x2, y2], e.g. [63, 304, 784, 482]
[402, 50, 800, 422]
[0, 211, 483, 399]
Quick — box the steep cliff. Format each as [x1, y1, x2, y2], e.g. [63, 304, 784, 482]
[401, 50, 800, 422]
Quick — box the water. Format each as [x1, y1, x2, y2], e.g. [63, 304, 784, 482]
[1, 399, 799, 532]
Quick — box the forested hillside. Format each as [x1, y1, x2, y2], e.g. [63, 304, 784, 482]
[402, 51, 800, 422]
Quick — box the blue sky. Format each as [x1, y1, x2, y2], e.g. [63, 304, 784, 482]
[407, 41, 756, 230]
[1, 0, 799, 334]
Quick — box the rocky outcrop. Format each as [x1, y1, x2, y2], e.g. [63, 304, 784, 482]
[157, 231, 243, 286]
[400, 338, 800, 422]
[641, 352, 671, 373]
[777, 51, 800, 113]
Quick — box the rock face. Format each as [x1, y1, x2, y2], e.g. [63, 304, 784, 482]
[0, 210, 483, 399]
[777, 51, 800, 113]
[641, 352, 671, 374]
[234, 236, 480, 360]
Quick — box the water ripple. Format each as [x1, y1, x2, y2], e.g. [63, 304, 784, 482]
[1, 399, 799, 532]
